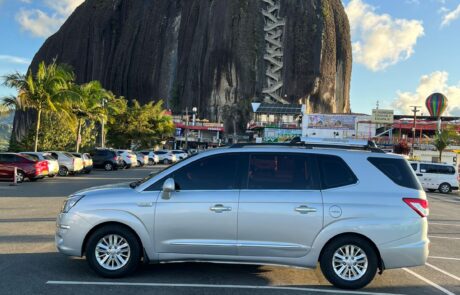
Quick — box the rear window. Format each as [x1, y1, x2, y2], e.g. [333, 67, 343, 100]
[368, 157, 422, 190]
[318, 155, 358, 189]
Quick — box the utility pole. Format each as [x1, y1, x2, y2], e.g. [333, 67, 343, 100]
[184, 107, 189, 149]
[410, 106, 420, 157]
[101, 98, 107, 148]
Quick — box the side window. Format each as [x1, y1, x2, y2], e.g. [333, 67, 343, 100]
[2, 154, 17, 163]
[410, 163, 418, 171]
[319, 155, 358, 189]
[246, 153, 319, 190]
[147, 153, 241, 191]
[51, 153, 58, 160]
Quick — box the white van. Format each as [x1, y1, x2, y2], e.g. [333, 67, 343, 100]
[409, 161, 459, 194]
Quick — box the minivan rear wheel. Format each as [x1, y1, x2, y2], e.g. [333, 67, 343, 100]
[320, 236, 378, 289]
[86, 225, 141, 278]
[439, 183, 451, 194]
[58, 166, 69, 177]
[104, 162, 114, 171]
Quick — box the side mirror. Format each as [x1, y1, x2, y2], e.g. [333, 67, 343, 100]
[162, 178, 175, 200]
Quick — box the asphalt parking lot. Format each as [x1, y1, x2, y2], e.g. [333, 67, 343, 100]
[0, 167, 459, 295]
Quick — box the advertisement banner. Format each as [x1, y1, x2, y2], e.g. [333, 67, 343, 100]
[263, 128, 302, 143]
[307, 114, 356, 130]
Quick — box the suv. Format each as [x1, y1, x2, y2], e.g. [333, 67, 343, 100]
[409, 161, 459, 194]
[55, 139, 428, 289]
[90, 149, 123, 171]
[46, 151, 84, 176]
[116, 150, 138, 169]
[154, 150, 177, 164]
[0, 153, 48, 182]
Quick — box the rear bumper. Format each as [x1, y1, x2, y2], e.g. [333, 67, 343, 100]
[379, 235, 429, 269]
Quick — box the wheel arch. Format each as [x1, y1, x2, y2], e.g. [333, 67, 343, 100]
[318, 232, 384, 272]
[81, 221, 145, 259]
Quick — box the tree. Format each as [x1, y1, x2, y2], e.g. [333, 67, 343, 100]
[433, 127, 460, 162]
[65, 81, 110, 152]
[107, 99, 173, 149]
[2, 61, 75, 151]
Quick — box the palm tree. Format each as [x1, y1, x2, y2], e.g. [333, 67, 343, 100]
[65, 81, 110, 152]
[2, 61, 75, 151]
[433, 127, 460, 162]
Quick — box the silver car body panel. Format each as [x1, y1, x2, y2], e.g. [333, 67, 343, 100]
[56, 147, 429, 270]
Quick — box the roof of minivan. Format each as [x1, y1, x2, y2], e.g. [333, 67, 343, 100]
[199, 146, 405, 159]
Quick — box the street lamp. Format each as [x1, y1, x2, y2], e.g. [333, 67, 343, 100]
[192, 107, 197, 126]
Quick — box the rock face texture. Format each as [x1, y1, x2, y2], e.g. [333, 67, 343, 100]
[14, 0, 351, 139]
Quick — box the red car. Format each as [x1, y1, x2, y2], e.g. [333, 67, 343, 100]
[0, 153, 49, 183]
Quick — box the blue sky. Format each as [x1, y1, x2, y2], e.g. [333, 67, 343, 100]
[0, 0, 460, 116]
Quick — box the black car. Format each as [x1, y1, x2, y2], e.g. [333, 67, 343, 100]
[89, 149, 123, 171]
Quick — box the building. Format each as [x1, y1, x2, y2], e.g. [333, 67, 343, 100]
[171, 115, 224, 149]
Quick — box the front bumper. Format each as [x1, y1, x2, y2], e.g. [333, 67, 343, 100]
[55, 212, 91, 256]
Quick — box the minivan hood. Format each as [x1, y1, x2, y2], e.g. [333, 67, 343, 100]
[73, 182, 132, 196]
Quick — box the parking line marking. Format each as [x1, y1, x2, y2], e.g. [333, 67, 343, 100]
[429, 236, 460, 240]
[45, 281, 403, 295]
[429, 223, 460, 227]
[429, 256, 460, 261]
[403, 268, 455, 295]
[426, 263, 460, 282]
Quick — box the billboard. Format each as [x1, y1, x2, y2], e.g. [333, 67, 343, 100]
[307, 114, 356, 130]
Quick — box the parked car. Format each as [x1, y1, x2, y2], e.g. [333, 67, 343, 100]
[116, 150, 138, 169]
[22, 152, 59, 177]
[409, 161, 459, 194]
[46, 151, 84, 176]
[90, 149, 123, 171]
[154, 150, 177, 164]
[140, 151, 159, 165]
[0, 153, 48, 182]
[72, 153, 93, 174]
[135, 152, 149, 167]
[171, 150, 188, 160]
[55, 138, 428, 289]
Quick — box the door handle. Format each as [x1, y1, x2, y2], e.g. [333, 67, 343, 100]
[416, 173, 423, 176]
[295, 205, 317, 214]
[210, 204, 232, 213]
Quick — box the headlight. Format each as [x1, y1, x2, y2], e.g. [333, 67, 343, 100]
[61, 194, 85, 213]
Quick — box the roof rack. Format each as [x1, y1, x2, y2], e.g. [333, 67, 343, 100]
[230, 137, 385, 153]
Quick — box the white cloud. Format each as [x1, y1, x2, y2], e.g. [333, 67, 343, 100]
[0, 55, 31, 65]
[441, 4, 460, 27]
[16, 0, 84, 38]
[392, 71, 460, 116]
[345, 0, 424, 71]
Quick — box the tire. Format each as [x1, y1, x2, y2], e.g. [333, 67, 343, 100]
[148, 159, 154, 166]
[48, 174, 56, 178]
[439, 183, 451, 194]
[320, 235, 378, 290]
[86, 225, 141, 278]
[123, 161, 130, 169]
[163, 159, 170, 164]
[84, 169, 92, 174]
[58, 166, 69, 177]
[137, 161, 142, 167]
[16, 171, 25, 183]
[104, 162, 114, 171]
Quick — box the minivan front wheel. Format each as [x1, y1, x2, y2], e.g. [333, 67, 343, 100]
[320, 236, 378, 289]
[439, 183, 451, 194]
[86, 225, 141, 278]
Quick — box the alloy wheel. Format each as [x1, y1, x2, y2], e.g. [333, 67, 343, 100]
[332, 245, 368, 281]
[95, 234, 131, 271]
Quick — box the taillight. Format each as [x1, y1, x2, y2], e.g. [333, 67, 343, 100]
[403, 198, 429, 217]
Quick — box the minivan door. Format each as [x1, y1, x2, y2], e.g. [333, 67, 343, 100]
[238, 153, 323, 258]
[155, 153, 242, 255]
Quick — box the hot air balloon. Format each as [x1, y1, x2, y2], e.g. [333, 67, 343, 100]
[425, 93, 448, 134]
[425, 93, 448, 118]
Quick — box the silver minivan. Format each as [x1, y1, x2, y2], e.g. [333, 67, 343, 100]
[55, 141, 428, 289]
